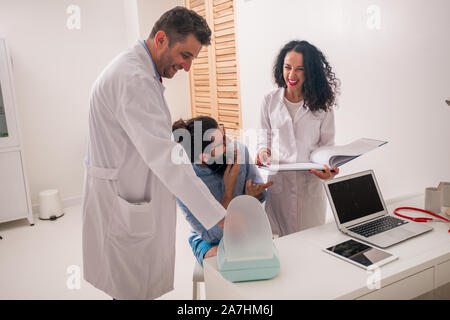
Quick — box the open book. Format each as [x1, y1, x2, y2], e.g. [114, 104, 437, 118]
[259, 138, 387, 172]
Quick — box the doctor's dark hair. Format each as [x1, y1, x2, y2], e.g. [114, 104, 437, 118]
[273, 40, 340, 112]
[172, 116, 219, 163]
[150, 6, 211, 46]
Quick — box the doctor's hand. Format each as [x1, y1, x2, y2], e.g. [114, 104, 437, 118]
[221, 148, 241, 209]
[204, 245, 219, 259]
[310, 165, 339, 180]
[256, 148, 271, 166]
[245, 179, 273, 200]
[218, 218, 225, 230]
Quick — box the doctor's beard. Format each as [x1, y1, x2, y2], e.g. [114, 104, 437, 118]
[160, 48, 182, 78]
[205, 154, 227, 177]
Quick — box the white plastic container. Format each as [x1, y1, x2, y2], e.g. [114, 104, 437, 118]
[39, 189, 64, 220]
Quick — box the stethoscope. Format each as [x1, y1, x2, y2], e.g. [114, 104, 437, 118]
[394, 207, 450, 233]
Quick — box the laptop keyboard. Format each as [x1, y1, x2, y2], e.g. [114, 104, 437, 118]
[349, 216, 408, 238]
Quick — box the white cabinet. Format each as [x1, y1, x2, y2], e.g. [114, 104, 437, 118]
[0, 38, 33, 225]
[356, 268, 435, 300]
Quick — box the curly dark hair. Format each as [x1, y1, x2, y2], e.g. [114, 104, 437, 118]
[273, 40, 340, 112]
[150, 6, 211, 47]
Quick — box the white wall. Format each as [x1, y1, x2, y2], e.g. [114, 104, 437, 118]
[0, 0, 135, 205]
[236, 0, 450, 199]
[0, 0, 191, 207]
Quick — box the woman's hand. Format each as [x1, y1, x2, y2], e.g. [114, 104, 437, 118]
[256, 148, 271, 166]
[310, 165, 339, 180]
[245, 178, 273, 200]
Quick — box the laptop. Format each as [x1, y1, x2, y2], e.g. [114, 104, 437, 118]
[323, 170, 432, 248]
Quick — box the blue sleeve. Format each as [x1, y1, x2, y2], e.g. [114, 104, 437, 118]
[177, 198, 223, 244]
[242, 143, 267, 203]
[188, 233, 213, 266]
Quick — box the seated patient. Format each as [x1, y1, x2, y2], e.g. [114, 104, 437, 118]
[172, 116, 272, 266]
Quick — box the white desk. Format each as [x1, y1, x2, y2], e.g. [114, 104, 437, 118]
[203, 195, 450, 299]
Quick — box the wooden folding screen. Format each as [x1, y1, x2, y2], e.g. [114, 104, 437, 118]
[184, 0, 242, 138]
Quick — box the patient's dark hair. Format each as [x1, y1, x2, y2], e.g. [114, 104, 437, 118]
[172, 116, 219, 163]
[150, 6, 211, 46]
[273, 40, 340, 112]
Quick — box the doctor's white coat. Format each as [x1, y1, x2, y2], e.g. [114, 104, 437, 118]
[258, 88, 335, 237]
[82, 42, 225, 300]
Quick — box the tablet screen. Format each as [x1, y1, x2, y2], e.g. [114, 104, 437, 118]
[326, 239, 393, 267]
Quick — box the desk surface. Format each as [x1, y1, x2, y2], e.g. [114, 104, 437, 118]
[203, 195, 450, 299]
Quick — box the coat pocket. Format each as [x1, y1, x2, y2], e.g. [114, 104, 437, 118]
[116, 195, 155, 237]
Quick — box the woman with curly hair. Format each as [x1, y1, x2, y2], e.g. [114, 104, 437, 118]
[256, 40, 341, 236]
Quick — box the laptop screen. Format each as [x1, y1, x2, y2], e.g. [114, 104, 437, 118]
[327, 173, 385, 224]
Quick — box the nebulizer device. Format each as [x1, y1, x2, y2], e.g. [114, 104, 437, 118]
[217, 195, 280, 282]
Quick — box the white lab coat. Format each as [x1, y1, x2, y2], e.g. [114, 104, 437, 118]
[258, 88, 335, 237]
[82, 42, 226, 300]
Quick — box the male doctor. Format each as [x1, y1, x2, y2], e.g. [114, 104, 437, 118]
[82, 7, 226, 300]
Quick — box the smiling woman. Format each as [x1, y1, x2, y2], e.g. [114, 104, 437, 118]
[256, 39, 341, 237]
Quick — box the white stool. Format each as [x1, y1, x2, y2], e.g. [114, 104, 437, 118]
[192, 261, 204, 300]
[39, 189, 64, 220]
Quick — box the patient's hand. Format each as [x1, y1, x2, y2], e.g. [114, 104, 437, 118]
[204, 245, 218, 259]
[245, 178, 273, 200]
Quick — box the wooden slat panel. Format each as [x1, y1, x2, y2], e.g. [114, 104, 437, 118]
[194, 90, 211, 97]
[219, 115, 240, 123]
[219, 109, 240, 117]
[217, 79, 237, 86]
[190, 0, 204, 8]
[214, 20, 234, 31]
[217, 61, 236, 68]
[218, 91, 238, 98]
[187, 0, 241, 136]
[217, 86, 237, 91]
[218, 98, 239, 104]
[214, 0, 229, 6]
[216, 53, 236, 62]
[217, 73, 236, 80]
[214, 8, 233, 19]
[220, 121, 240, 129]
[215, 27, 234, 37]
[193, 63, 209, 69]
[193, 74, 209, 81]
[214, 1, 233, 13]
[214, 13, 233, 24]
[195, 80, 210, 86]
[194, 86, 211, 92]
[219, 104, 240, 112]
[216, 67, 237, 74]
[195, 102, 213, 110]
[196, 112, 212, 117]
[198, 50, 208, 58]
[194, 57, 209, 65]
[215, 40, 235, 50]
[196, 106, 212, 113]
[215, 34, 234, 43]
[196, 96, 211, 103]
[193, 68, 210, 75]
[192, 4, 205, 11]
[215, 47, 235, 56]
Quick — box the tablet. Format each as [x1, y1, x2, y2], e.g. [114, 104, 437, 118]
[323, 239, 398, 270]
